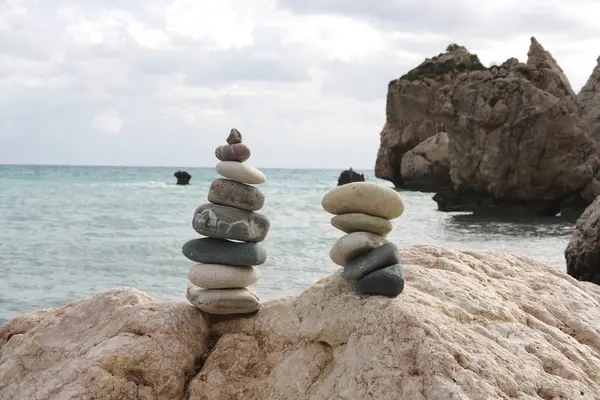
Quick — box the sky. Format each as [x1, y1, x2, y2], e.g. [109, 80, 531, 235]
[0, 0, 599, 169]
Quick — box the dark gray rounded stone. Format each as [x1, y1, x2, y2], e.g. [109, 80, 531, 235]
[344, 243, 399, 280]
[215, 143, 251, 162]
[356, 264, 404, 297]
[208, 178, 265, 211]
[182, 238, 267, 266]
[192, 203, 270, 243]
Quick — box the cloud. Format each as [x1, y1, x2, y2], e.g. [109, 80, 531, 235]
[0, 0, 599, 168]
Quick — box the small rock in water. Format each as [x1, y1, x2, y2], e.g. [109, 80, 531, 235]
[356, 264, 404, 297]
[330, 232, 388, 266]
[188, 264, 260, 289]
[216, 161, 266, 185]
[182, 238, 267, 266]
[186, 285, 259, 314]
[226, 128, 242, 144]
[215, 143, 251, 162]
[331, 213, 393, 237]
[192, 203, 270, 243]
[344, 242, 399, 280]
[208, 178, 265, 211]
[322, 182, 404, 220]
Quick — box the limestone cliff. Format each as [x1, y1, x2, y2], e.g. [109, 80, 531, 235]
[578, 56, 600, 147]
[2, 246, 600, 399]
[375, 44, 486, 187]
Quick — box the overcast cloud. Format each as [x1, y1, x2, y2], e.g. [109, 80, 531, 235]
[0, 0, 599, 168]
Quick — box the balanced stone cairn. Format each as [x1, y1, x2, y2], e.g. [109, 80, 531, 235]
[321, 182, 405, 297]
[181, 128, 269, 314]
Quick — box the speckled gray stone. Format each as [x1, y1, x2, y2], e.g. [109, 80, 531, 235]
[356, 264, 404, 297]
[344, 242, 399, 280]
[227, 128, 242, 144]
[208, 178, 264, 211]
[182, 238, 267, 266]
[192, 203, 270, 243]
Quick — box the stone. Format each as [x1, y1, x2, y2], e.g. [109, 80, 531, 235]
[186, 285, 260, 314]
[215, 143, 251, 162]
[216, 161, 266, 185]
[208, 178, 265, 211]
[330, 232, 388, 266]
[188, 264, 260, 289]
[192, 203, 270, 243]
[355, 264, 404, 297]
[578, 56, 600, 147]
[227, 128, 242, 144]
[187, 246, 600, 400]
[174, 170, 191, 185]
[344, 242, 399, 280]
[565, 196, 600, 284]
[337, 168, 365, 186]
[0, 287, 210, 400]
[400, 132, 451, 192]
[182, 238, 267, 266]
[331, 213, 393, 237]
[322, 182, 404, 220]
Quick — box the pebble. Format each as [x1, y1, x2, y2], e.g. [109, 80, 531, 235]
[215, 143, 251, 162]
[192, 203, 270, 243]
[322, 182, 404, 220]
[188, 264, 260, 289]
[330, 232, 388, 266]
[208, 178, 265, 211]
[331, 213, 393, 237]
[186, 284, 260, 314]
[344, 243, 399, 280]
[355, 264, 404, 297]
[227, 128, 242, 144]
[182, 238, 267, 266]
[216, 161, 266, 185]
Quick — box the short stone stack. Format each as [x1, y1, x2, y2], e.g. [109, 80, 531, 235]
[322, 182, 405, 297]
[182, 128, 269, 314]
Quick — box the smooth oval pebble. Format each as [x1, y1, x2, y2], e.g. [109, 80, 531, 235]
[322, 182, 404, 220]
[186, 285, 260, 314]
[208, 178, 265, 211]
[331, 213, 393, 237]
[355, 264, 404, 297]
[188, 264, 260, 289]
[192, 203, 270, 243]
[216, 161, 266, 185]
[215, 143, 251, 162]
[330, 232, 388, 266]
[344, 242, 399, 280]
[182, 238, 267, 266]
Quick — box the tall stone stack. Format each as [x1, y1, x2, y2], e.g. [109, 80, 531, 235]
[321, 182, 405, 296]
[181, 128, 270, 315]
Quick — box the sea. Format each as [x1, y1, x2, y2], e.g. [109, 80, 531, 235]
[0, 165, 576, 324]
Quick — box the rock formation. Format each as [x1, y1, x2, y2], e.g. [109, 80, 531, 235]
[337, 168, 365, 186]
[174, 170, 191, 185]
[375, 44, 486, 187]
[434, 37, 599, 216]
[4, 246, 600, 399]
[322, 182, 405, 296]
[578, 56, 600, 147]
[565, 196, 600, 285]
[182, 128, 269, 315]
[400, 132, 451, 192]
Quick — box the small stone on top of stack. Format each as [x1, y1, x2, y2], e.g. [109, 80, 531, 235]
[321, 182, 405, 296]
[181, 128, 270, 315]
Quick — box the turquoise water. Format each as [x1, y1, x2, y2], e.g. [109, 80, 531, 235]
[0, 165, 575, 321]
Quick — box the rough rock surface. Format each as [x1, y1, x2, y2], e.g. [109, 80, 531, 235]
[400, 132, 451, 192]
[578, 56, 600, 147]
[0, 287, 210, 400]
[435, 38, 599, 216]
[375, 44, 485, 187]
[337, 168, 365, 186]
[565, 195, 600, 284]
[189, 245, 600, 399]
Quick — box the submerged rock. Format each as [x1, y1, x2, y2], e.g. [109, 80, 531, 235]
[174, 170, 191, 185]
[337, 168, 365, 186]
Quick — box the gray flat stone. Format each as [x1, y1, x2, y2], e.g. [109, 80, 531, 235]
[182, 238, 267, 266]
[192, 203, 270, 243]
[188, 264, 260, 289]
[186, 284, 259, 314]
[344, 243, 399, 280]
[330, 232, 388, 266]
[208, 178, 265, 211]
[356, 264, 404, 297]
